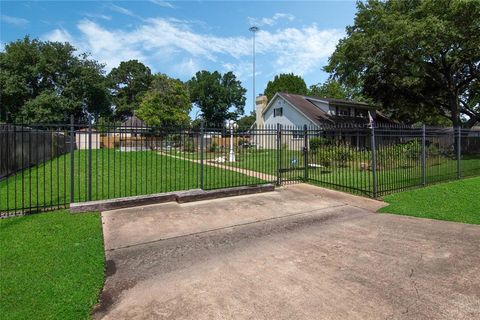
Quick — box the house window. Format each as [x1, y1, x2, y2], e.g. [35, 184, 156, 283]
[336, 107, 350, 116]
[274, 108, 283, 117]
[355, 109, 368, 118]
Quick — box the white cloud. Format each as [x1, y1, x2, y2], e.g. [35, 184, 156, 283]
[42, 18, 342, 77]
[1, 14, 29, 27]
[84, 13, 112, 21]
[43, 28, 74, 43]
[150, 0, 175, 8]
[133, 18, 250, 60]
[172, 58, 200, 78]
[223, 62, 260, 83]
[247, 13, 294, 27]
[255, 26, 342, 75]
[43, 20, 145, 71]
[110, 4, 139, 18]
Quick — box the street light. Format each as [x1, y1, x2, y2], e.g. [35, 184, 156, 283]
[225, 119, 238, 162]
[249, 26, 259, 114]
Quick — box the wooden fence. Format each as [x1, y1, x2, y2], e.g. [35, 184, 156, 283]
[0, 124, 69, 180]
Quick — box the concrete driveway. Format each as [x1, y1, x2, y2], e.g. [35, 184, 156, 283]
[94, 184, 480, 320]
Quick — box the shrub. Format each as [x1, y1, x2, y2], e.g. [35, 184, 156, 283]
[238, 137, 253, 148]
[427, 143, 440, 157]
[309, 137, 333, 152]
[315, 152, 332, 167]
[404, 139, 421, 160]
[332, 148, 353, 167]
[182, 138, 195, 152]
[310, 147, 355, 168]
[209, 141, 219, 153]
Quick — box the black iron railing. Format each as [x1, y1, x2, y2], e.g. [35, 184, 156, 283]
[1, 120, 479, 216]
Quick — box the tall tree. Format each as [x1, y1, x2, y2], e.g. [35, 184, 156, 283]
[18, 91, 73, 123]
[188, 71, 246, 125]
[0, 36, 111, 122]
[136, 74, 191, 127]
[309, 79, 364, 101]
[236, 112, 256, 129]
[107, 60, 153, 120]
[264, 73, 308, 101]
[325, 0, 480, 127]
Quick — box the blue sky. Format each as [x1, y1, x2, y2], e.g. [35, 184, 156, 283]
[1, 0, 358, 116]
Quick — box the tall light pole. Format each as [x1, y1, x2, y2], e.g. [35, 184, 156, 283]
[249, 26, 259, 114]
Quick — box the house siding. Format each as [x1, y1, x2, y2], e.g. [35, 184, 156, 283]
[255, 96, 316, 150]
[263, 97, 316, 127]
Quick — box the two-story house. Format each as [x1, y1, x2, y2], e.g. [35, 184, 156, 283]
[253, 92, 393, 149]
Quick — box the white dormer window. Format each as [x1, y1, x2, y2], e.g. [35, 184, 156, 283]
[274, 108, 283, 117]
[355, 109, 368, 118]
[336, 107, 350, 116]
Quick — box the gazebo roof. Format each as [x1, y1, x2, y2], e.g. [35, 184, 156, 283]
[120, 115, 146, 128]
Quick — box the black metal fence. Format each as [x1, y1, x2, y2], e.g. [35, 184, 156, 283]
[1, 119, 479, 216]
[0, 124, 68, 180]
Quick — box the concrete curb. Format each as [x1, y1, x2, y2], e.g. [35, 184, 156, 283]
[70, 184, 275, 213]
[176, 184, 275, 203]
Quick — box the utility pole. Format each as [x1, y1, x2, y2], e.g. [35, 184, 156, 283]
[249, 26, 259, 114]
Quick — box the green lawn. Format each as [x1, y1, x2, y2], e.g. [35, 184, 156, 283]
[0, 210, 105, 319]
[309, 155, 480, 195]
[0, 149, 265, 212]
[175, 148, 480, 196]
[378, 176, 480, 224]
[2, 147, 479, 212]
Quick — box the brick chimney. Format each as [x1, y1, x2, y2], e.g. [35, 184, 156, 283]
[255, 94, 268, 127]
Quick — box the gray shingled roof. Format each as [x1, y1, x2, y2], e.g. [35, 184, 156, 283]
[276, 93, 393, 125]
[121, 115, 146, 127]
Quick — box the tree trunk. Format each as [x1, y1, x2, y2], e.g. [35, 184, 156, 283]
[448, 92, 461, 128]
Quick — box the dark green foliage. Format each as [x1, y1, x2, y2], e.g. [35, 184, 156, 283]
[188, 71, 246, 125]
[0, 37, 111, 122]
[236, 112, 256, 129]
[325, 0, 480, 127]
[209, 141, 219, 153]
[309, 79, 365, 101]
[136, 74, 191, 128]
[190, 118, 204, 129]
[377, 140, 422, 169]
[309, 137, 333, 152]
[182, 138, 196, 152]
[264, 73, 308, 101]
[320, 147, 354, 167]
[107, 60, 153, 119]
[19, 91, 73, 123]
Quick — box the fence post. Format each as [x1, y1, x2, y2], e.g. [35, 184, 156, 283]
[370, 124, 378, 198]
[199, 121, 205, 190]
[303, 124, 308, 182]
[87, 116, 92, 201]
[69, 115, 75, 204]
[276, 123, 282, 186]
[422, 124, 427, 186]
[457, 126, 461, 179]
